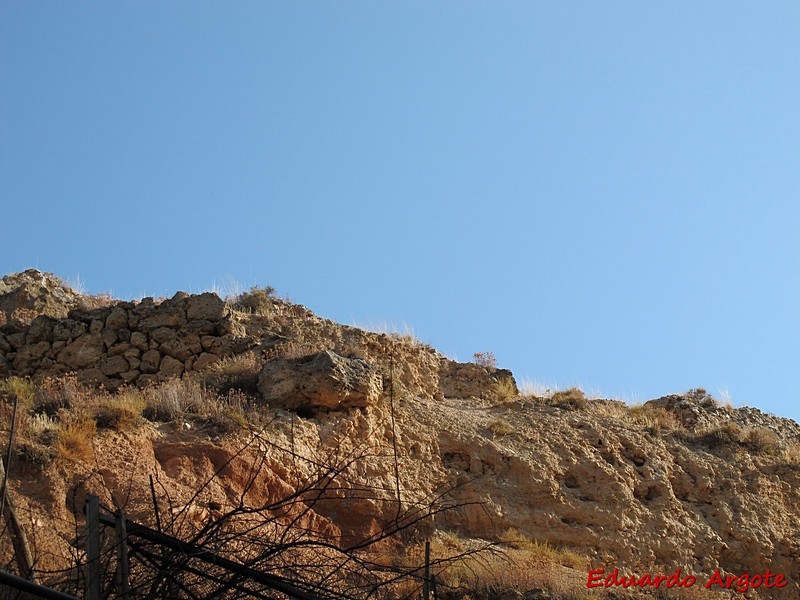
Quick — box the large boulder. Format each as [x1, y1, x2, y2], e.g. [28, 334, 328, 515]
[438, 358, 517, 400]
[186, 292, 229, 322]
[258, 350, 382, 412]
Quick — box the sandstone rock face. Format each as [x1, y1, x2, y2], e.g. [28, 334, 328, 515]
[259, 350, 382, 411]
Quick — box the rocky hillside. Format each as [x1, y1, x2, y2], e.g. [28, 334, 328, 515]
[1, 270, 800, 599]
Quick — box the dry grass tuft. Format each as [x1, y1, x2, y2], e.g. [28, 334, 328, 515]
[497, 529, 585, 569]
[383, 530, 594, 600]
[0, 376, 36, 406]
[629, 404, 681, 432]
[487, 419, 514, 437]
[491, 376, 518, 404]
[199, 352, 262, 396]
[142, 377, 251, 434]
[551, 387, 588, 410]
[55, 415, 96, 463]
[95, 391, 146, 430]
[586, 400, 629, 419]
[142, 378, 216, 421]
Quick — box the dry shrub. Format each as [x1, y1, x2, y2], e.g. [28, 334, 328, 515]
[55, 415, 96, 463]
[143, 377, 250, 434]
[783, 442, 800, 464]
[629, 404, 681, 433]
[0, 377, 36, 436]
[487, 419, 514, 437]
[742, 427, 781, 455]
[199, 352, 262, 396]
[0, 376, 36, 405]
[231, 285, 276, 315]
[472, 352, 497, 369]
[551, 387, 588, 410]
[34, 375, 89, 415]
[697, 423, 743, 449]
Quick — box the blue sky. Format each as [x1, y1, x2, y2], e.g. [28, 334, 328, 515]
[2, 3, 798, 420]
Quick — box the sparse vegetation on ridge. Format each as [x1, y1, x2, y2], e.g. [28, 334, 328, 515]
[628, 403, 681, 433]
[472, 351, 497, 369]
[550, 387, 588, 410]
[230, 285, 276, 315]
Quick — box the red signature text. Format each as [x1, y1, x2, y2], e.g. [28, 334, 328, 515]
[587, 568, 788, 593]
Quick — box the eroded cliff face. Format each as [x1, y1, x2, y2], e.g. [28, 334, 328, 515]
[2, 271, 800, 599]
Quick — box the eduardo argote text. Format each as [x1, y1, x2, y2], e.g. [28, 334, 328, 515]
[587, 567, 788, 594]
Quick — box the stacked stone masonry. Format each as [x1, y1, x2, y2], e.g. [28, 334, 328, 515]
[0, 291, 256, 391]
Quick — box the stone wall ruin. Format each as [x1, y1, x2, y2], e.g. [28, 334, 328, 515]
[0, 291, 255, 391]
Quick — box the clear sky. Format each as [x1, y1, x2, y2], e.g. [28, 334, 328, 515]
[2, 3, 798, 420]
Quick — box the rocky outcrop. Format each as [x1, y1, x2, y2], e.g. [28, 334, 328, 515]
[258, 350, 382, 412]
[0, 270, 81, 326]
[438, 358, 517, 400]
[648, 393, 800, 438]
